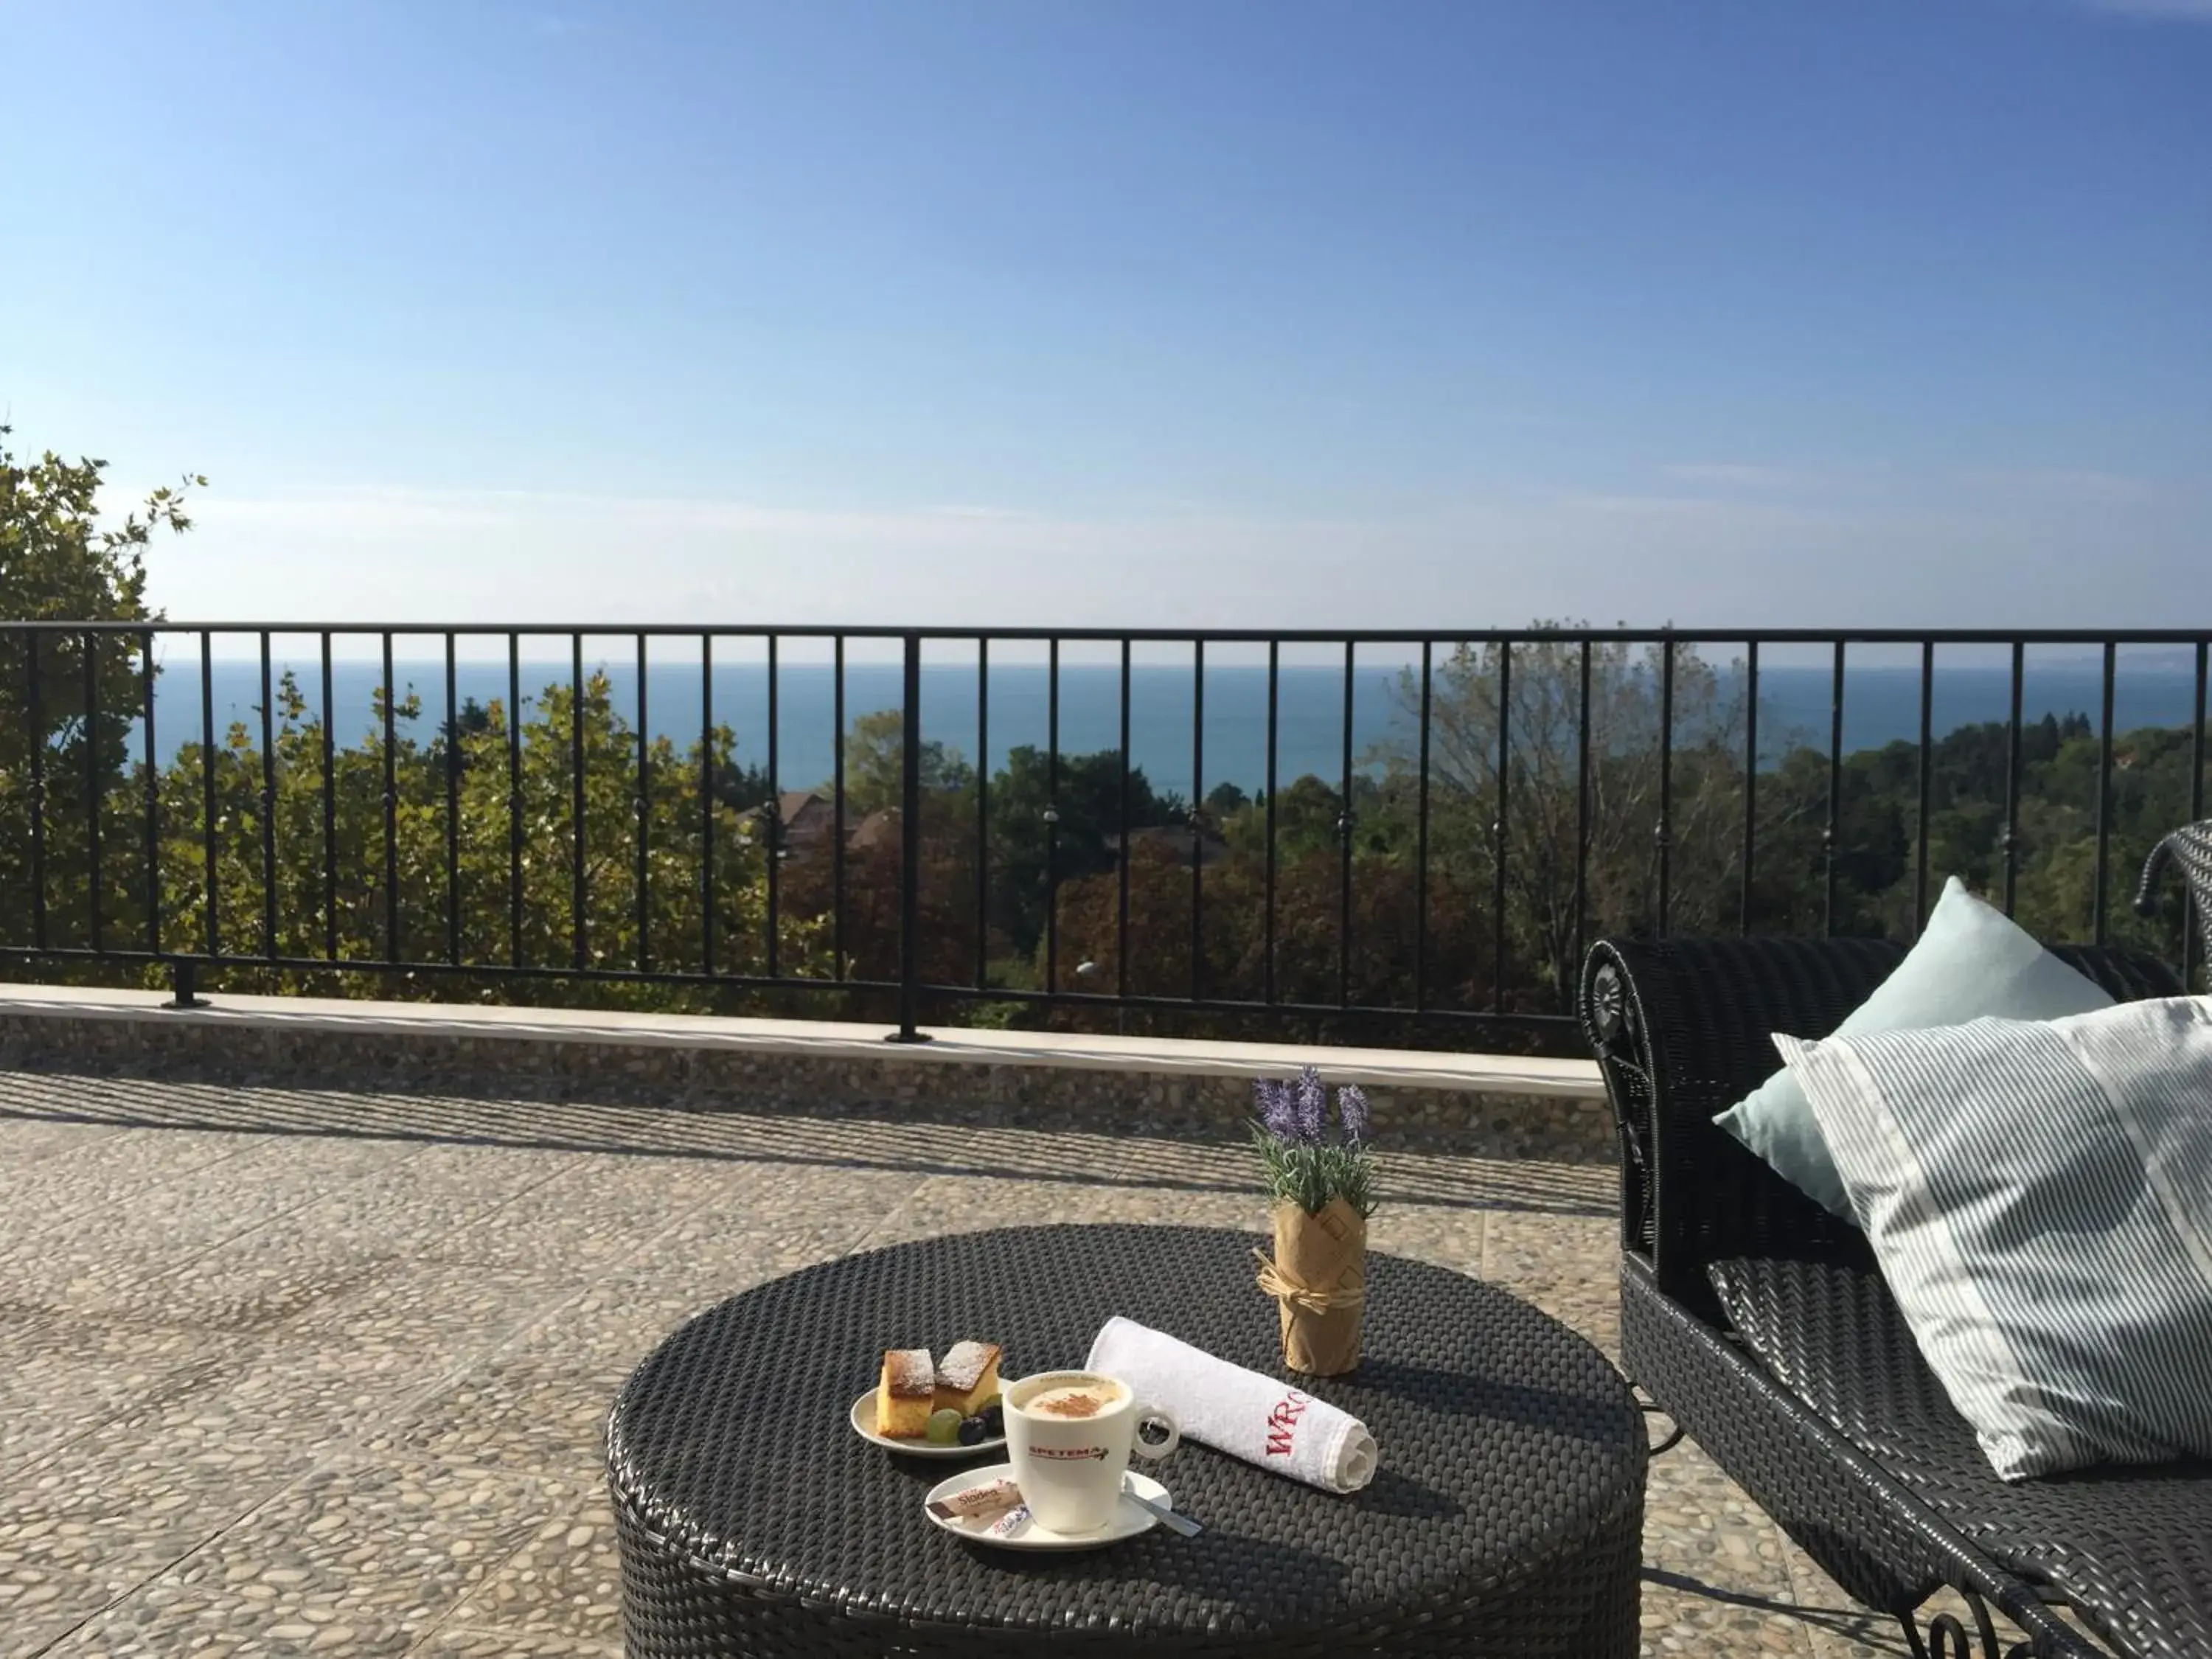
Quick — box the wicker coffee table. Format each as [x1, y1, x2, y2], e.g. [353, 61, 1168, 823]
[606, 1223, 1645, 1657]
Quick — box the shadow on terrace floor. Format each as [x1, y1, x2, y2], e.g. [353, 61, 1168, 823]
[0, 1066, 1613, 1217]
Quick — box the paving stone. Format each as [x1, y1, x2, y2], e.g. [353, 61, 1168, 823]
[1643, 1440, 1795, 1601]
[358, 1296, 654, 1484]
[434, 1479, 625, 1645]
[1484, 1208, 1617, 1282]
[0, 1411, 315, 1655]
[1385, 1150, 1613, 1217]
[0, 1067, 1886, 1654]
[54, 1457, 559, 1657]
[0, 1135, 424, 1321]
[855, 1171, 1269, 1253]
[0, 1125, 268, 1256]
[246, 1142, 582, 1262]
[409, 1627, 622, 1657]
[1367, 1200, 1484, 1276]
[278, 1262, 585, 1379]
[0, 1110, 131, 1166]
[1639, 1577, 1815, 1656]
[0, 1314, 237, 1478]
[415, 1147, 849, 1276]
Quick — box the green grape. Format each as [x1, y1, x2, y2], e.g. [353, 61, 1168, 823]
[925, 1408, 963, 1445]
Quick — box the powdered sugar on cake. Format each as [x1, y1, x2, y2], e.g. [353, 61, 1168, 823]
[938, 1341, 999, 1392]
[886, 1349, 933, 1396]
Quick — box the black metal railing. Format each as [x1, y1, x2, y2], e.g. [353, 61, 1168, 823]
[0, 622, 2205, 1047]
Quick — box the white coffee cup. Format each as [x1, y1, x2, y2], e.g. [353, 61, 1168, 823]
[1003, 1369, 1180, 1534]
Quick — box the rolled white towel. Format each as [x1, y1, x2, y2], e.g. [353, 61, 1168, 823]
[1086, 1315, 1378, 1494]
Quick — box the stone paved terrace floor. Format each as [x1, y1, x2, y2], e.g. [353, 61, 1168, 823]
[0, 1071, 2020, 1658]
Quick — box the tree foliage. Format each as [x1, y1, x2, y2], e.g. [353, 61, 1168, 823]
[1, 433, 2203, 1043]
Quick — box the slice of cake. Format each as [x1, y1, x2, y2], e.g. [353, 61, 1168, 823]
[875, 1349, 935, 1438]
[934, 1340, 1002, 1417]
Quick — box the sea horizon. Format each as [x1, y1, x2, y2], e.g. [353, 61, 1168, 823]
[116, 658, 2207, 805]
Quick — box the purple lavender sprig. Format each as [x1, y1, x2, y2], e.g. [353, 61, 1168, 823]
[1250, 1070, 1380, 1217]
[1292, 1065, 1329, 1144]
[1254, 1076, 1301, 1143]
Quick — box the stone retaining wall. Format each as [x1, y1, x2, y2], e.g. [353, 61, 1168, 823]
[0, 1006, 1617, 1163]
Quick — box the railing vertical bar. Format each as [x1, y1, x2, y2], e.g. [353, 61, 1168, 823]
[891, 632, 926, 1041]
[201, 631, 218, 956]
[1825, 641, 1844, 936]
[508, 634, 524, 968]
[1190, 638, 1205, 1003]
[446, 633, 461, 966]
[1339, 638, 1354, 1009]
[765, 633, 780, 978]
[382, 631, 398, 963]
[1573, 639, 1591, 984]
[84, 632, 102, 951]
[1914, 640, 1934, 931]
[635, 633, 650, 975]
[836, 633, 849, 980]
[571, 632, 586, 972]
[1265, 639, 1279, 1006]
[1415, 640, 1432, 1012]
[700, 633, 715, 976]
[1492, 641, 1510, 1015]
[973, 637, 987, 989]
[259, 630, 276, 959]
[1741, 641, 1759, 933]
[1117, 637, 1132, 1006]
[321, 633, 335, 961]
[1656, 639, 1674, 934]
[2094, 639, 2115, 945]
[1046, 637, 1060, 996]
[27, 632, 46, 950]
[2003, 641, 2024, 917]
[2188, 641, 2208, 988]
[141, 630, 159, 956]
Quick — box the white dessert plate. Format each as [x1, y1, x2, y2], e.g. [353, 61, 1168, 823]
[922, 1462, 1172, 1551]
[849, 1391, 1006, 1458]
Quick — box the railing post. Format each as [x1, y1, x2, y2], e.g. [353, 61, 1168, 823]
[886, 632, 931, 1044]
[166, 958, 209, 1010]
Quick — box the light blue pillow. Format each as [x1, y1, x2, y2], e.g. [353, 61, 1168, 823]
[1778, 998, 2212, 1478]
[1714, 877, 2113, 1216]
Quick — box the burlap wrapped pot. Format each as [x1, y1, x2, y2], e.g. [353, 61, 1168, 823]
[1256, 1195, 1366, 1376]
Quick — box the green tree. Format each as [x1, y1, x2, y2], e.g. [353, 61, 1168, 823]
[1375, 633, 1750, 1009]
[838, 708, 975, 816]
[1, 426, 201, 953]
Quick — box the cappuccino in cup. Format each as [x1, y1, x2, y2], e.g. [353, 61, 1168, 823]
[1025, 1377, 1125, 1419]
[1004, 1370, 1178, 1534]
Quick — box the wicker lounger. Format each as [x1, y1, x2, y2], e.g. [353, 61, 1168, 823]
[1576, 922, 2211, 1659]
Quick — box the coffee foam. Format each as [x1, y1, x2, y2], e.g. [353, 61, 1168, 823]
[1023, 1375, 1127, 1419]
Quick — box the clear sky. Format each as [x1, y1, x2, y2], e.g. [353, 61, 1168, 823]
[4, 0, 2208, 632]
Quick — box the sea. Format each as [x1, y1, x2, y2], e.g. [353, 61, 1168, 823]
[128, 655, 2205, 805]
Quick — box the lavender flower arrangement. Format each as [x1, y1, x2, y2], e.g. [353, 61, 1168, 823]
[1251, 1066, 1378, 1219]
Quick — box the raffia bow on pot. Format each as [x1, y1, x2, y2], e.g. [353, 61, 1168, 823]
[1250, 1068, 1378, 1377]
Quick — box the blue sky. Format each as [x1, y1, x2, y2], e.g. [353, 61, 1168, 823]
[3, 0, 2208, 630]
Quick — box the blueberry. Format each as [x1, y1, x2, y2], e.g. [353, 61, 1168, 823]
[957, 1415, 988, 1446]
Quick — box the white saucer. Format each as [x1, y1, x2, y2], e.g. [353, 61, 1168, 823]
[849, 1392, 1006, 1458]
[922, 1462, 1172, 1551]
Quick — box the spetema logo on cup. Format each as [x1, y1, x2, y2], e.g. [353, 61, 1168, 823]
[1031, 1446, 1109, 1461]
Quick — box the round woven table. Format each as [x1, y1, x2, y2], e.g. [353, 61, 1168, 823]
[606, 1223, 1646, 1658]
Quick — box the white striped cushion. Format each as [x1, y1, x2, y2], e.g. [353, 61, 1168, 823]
[1778, 997, 2212, 1481]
